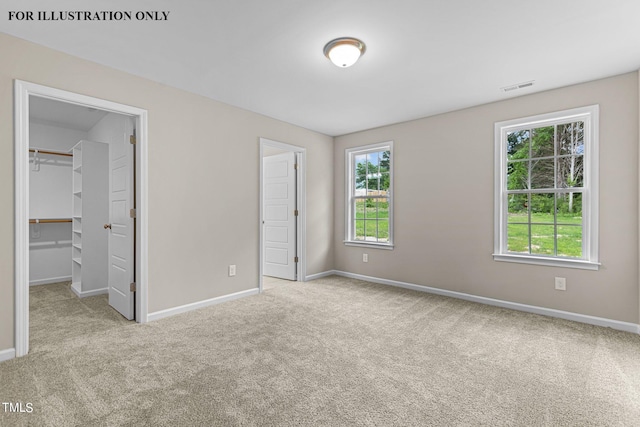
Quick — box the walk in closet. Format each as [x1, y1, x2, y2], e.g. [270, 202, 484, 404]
[30, 136, 109, 296]
[29, 148, 74, 286]
[29, 96, 133, 310]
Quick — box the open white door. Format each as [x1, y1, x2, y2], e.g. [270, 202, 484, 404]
[263, 151, 297, 280]
[107, 118, 135, 319]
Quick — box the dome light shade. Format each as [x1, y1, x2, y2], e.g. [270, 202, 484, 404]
[323, 37, 366, 68]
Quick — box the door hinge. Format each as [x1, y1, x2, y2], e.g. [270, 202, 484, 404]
[294, 209, 299, 216]
[130, 135, 137, 145]
[130, 282, 136, 292]
[130, 208, 136, 218]
[294, 256, 299, 263]
[294, 163, 298, 170]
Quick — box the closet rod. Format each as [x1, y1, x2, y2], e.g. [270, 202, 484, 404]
[29, 149, 73, 157]
[29, 219, 72, 224]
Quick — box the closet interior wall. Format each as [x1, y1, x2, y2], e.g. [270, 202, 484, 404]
[29, 121, 87, 286]
[29, 111, 130, 289]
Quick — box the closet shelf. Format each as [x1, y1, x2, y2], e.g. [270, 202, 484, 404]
[71, 140, 109, 300]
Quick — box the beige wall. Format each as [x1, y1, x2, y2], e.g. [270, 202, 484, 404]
[0, 33, 334, 351]
[335, 73, 639, 324]
[1, 32, 637, 354]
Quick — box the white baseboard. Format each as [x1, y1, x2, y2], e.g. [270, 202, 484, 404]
[30, 276, 71, 286]
[0, 348, 16, 363]
[331, 271, 640, 334]
[70, 283, 108, 298]
[148, 288, 260, 322]
[305, 270, 337, 281]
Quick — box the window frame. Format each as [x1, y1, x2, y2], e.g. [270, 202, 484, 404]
[345, 141, 394, 249]
[493, 105, 599, 270]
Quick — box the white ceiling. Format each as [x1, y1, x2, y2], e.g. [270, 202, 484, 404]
[2, 0, 640, 136]
[29, 96, 108, 131]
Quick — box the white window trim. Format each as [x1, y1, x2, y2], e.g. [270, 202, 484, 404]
[345, 141, 394, 248]
[493, 105, 599, 270]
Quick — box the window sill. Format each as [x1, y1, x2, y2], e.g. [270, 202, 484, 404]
[493, 253, 600, 270]
[344, 241, 394, 250]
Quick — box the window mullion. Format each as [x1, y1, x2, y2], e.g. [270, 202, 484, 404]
[352, 196, 357, 241]
[527, 128, 532, 254]
[528, 128, 532, 191]
[376, 152, 380, 242]
[553, 124, 558, 256]
[527, 192, 532, 254]
[364, 158, 368, 241]
[553, 194, 558, 256]
[352, 155, 357, 241]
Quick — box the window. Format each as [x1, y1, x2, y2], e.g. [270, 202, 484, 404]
[494, 106, 599, 270]
[345, 142, 393, 248]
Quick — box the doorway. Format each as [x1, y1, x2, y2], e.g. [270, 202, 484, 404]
[259, 138, 306, 292]
[14, 81, 149, 357]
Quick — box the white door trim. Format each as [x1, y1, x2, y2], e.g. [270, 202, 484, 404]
[13, 80, 149, 357]
[259, 138, 306, 292]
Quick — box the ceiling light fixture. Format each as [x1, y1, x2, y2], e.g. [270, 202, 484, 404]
[323, 37, 366, 68]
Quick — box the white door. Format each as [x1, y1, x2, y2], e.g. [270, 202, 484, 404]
[108, 118, 135, 319]
[263, 152, 297, 280]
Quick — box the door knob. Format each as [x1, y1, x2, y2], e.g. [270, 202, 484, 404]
[104, 224, 112, 229]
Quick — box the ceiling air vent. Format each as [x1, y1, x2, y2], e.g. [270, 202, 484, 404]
[501, 80, 535, 93]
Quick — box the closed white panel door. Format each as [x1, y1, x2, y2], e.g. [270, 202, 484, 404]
[108, 119, 134, 320]
[263, 152, 296, 280]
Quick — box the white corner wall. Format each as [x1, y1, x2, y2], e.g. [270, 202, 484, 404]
[30, 121, 88, 152]
[88, 112, 131, 144]
[29, 223, 72, 286]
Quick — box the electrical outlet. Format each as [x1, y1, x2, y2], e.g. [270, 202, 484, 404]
[229, 265, 236, 277]
[363, 253, 368, 263]
[555, 277, 566, 291]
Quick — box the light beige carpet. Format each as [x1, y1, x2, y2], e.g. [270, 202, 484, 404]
[1, 277, 639, 426]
